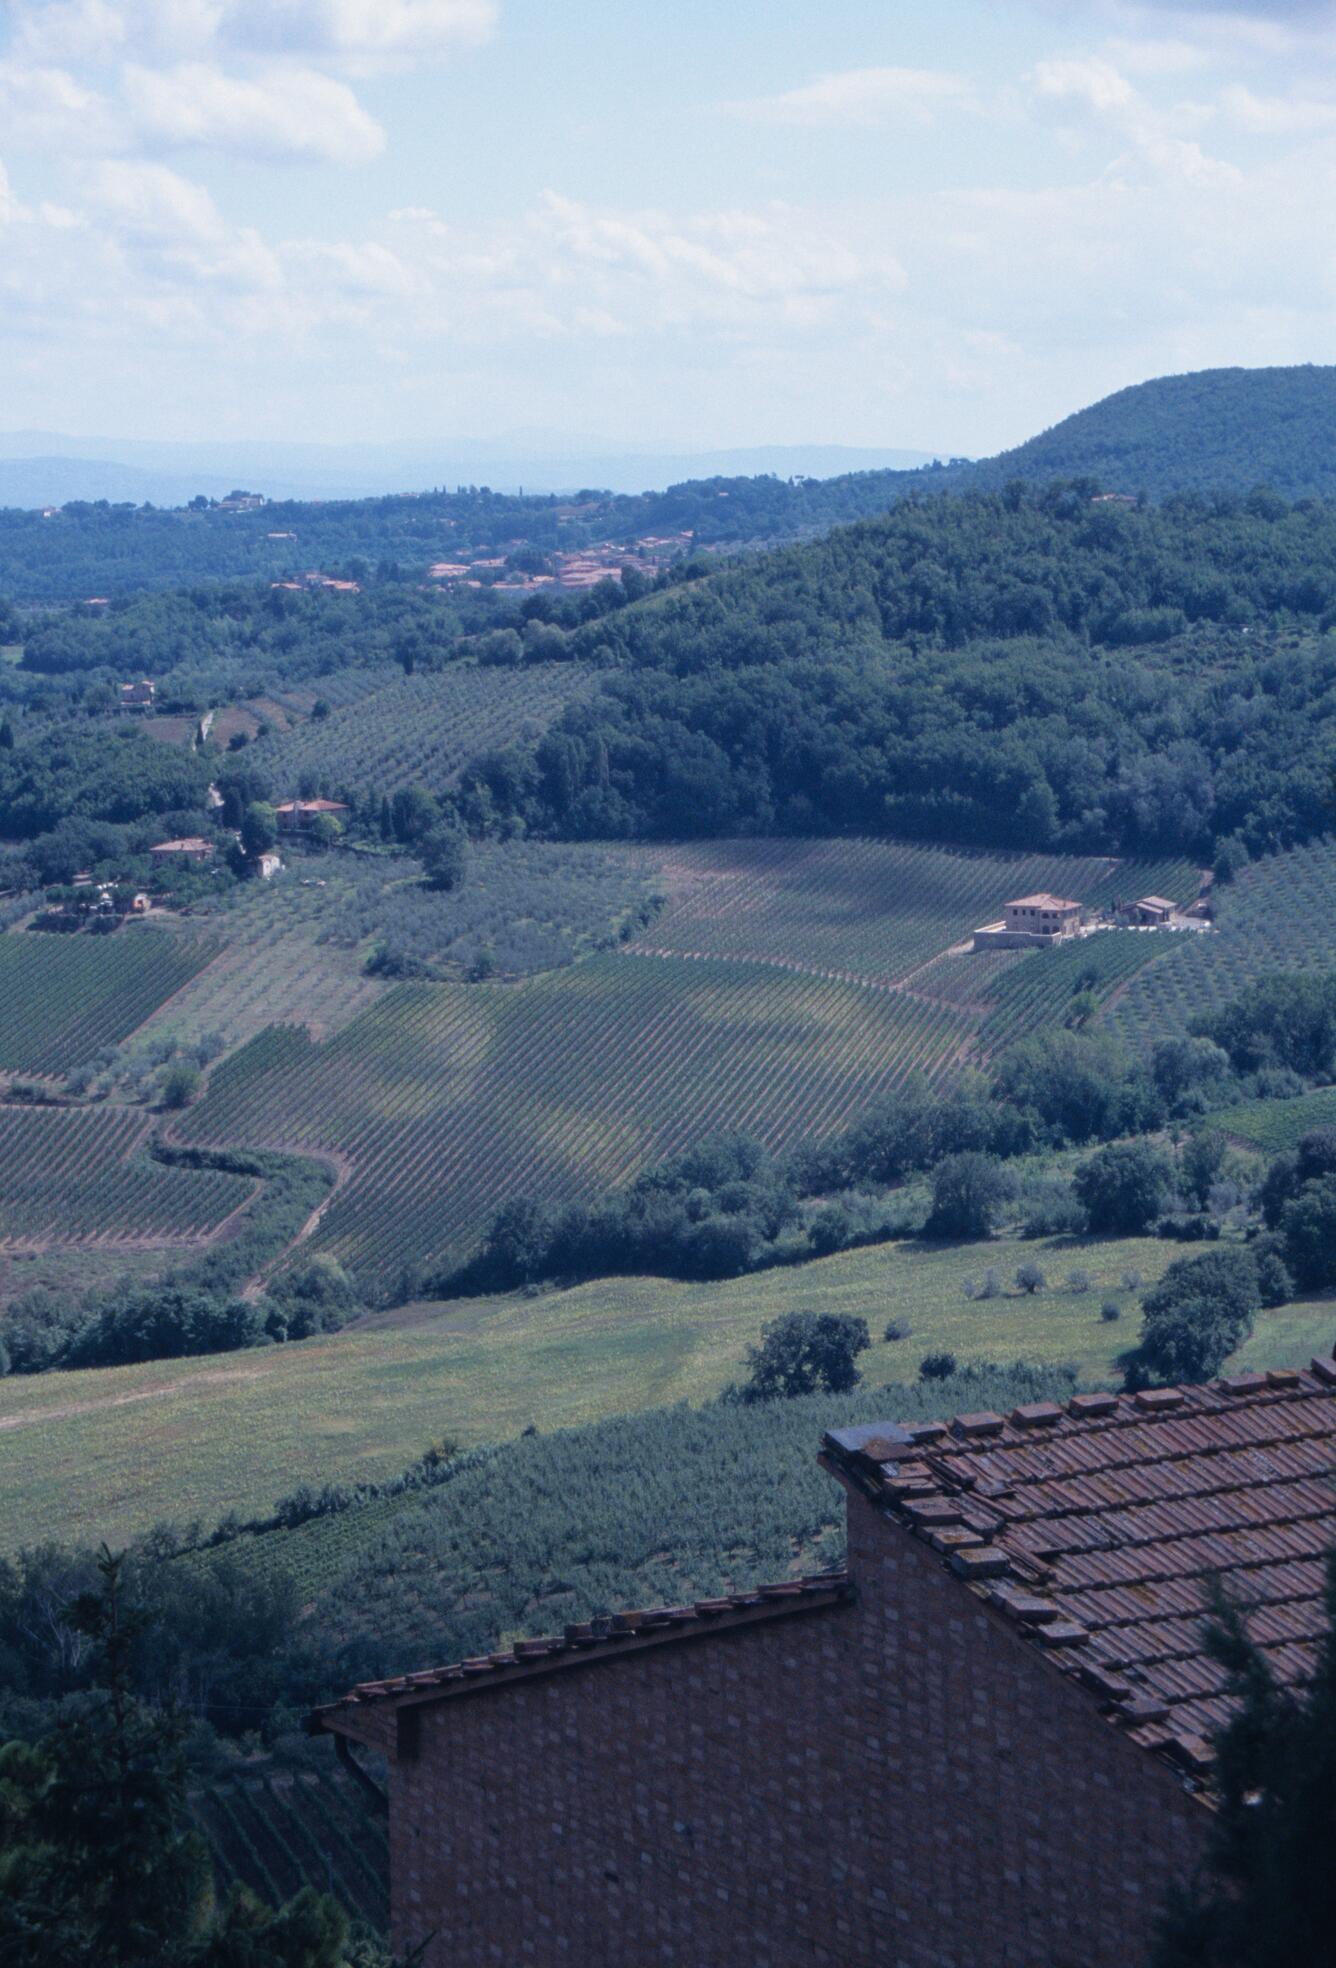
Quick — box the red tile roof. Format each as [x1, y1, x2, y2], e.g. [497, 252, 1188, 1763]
[311, 1572, 852, 1732]
[823, 1359, 1336, 1779]
[1006, 893, 1082, 910]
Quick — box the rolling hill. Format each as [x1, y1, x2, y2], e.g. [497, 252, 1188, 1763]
[4, 365, 1335, 600]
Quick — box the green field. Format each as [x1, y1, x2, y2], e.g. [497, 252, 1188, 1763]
[0, 1225, 1284, 1548]
[1109, 837, 1336, 1050]
[244, 661, 594, 799]
[0, 1104, 253, 1249]
[0, 928, 215, 1074]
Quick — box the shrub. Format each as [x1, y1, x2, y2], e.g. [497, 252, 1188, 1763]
[1121, 1268, 1144, 1291]
[1100, 1301, 1121, 1322]
[883, 1319, 911, 1343]
[1066, 1268, 1091, 1294]
[919, 1352, 958, 1382]
[979, 1267, 1002, 1300]
[159, 1061, 202, 1110]
[1015, 1262, 1046, 1294]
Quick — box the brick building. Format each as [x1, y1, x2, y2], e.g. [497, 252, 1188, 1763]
[314, 1360, 1336, 1968]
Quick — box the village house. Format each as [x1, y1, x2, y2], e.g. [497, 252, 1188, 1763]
[313, 1360, 1336, 1968]
[972, 892, 1083, 950]
[148, 837, 214, 864]
[119, 678, 155, 711]
[275, 798, 349, 835]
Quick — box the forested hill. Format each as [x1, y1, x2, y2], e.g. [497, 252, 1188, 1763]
[961, 366, 1336, 502]
[455, 480, 1336, 863]
[4, 366, 1336, 602]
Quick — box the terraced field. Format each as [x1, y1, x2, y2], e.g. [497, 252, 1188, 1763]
[0, 928, 216, 1075]
[181, 956, 977, 1283]
[193, 1770, 388, 1931]
[244, 662, 595, 801]
[1108, 838, 1336, 1052]
[0, 1104, 253, 1250]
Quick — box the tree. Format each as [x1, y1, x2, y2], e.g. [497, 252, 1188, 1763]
[390, 786, 439, 845]
[0, 1549, 352, 1968]
[1073, 1139, 1176, 1233]
[1126, 1249, 1261, 1387]
[240, 800, 278, 858]
[1015, 1262, 1046, 1294]
[737, 1309, 870, 1402]
[1153, 1556, 1336, 1968]
[305, 812, 342, 851]
[160, 1062, 201, 1110]
[1279, 1174, 1336, 1291]
[419, 824, 470, 892]
[923, 1153, 1016, 1240]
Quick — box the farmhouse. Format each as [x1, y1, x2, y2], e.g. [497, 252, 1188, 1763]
[973, 891, 1083, 950]
[275, 798, 349, 834]
[119, 678, 155, 711]
[1130, 895, 1178, 925]
[148, 837, 214, 863]
[313, 1361, 1336, 1968]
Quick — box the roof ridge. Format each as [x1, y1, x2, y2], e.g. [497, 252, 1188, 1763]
[312, 1570, 854, 1724]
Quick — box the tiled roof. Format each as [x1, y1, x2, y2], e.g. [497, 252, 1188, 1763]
[1006, 893, 1081, 910]
[312, 1572, 853, 1731]
[823, 1358, 1336, 1780]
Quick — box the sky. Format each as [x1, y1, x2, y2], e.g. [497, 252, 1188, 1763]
[3, 0, 1336, 456]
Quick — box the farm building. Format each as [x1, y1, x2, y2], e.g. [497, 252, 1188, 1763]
[973, 892, 1083, 950]
[254, 850, 283, 880]
[1130, 895, 1177, 925]
[119, 678, 155, 710]
[275, 799, 350, 834]
[149, 837, 214, 863]
[314, 1360, 1336, 1968]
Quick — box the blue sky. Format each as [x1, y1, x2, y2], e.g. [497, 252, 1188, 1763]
[3, 0, 1336, 454]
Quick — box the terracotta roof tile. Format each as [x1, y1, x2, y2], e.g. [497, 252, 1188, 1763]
[823, 1362, 1336, 1777]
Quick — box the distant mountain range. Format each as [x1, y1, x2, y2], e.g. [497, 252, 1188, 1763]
[0, 435, 945, 510]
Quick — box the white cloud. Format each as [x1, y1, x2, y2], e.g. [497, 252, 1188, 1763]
[1218, 82, 1336, 134]
[0, 59, 122, 151]
[727, 65, 974, 128]
[122, 60, 385, 162]
[7, 0, 496, 66]
[1033, 56, 1138, 115]
[218, 0, 498, 60]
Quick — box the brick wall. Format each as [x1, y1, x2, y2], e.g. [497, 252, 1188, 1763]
[364, 1490, 1209, 1967]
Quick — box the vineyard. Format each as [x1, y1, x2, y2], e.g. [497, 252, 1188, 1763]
[1208, 1086, 1336, 1152]
[0, 1105, 253, 1250]
[0, 929, 215, 1075]
[192, 1769, 388, 1931]
[244, 662, 595, 802]
[1105, 838, 1336, 1052]
[635, 838, 1199, 984]
[972, 928, 1177, 1057]
[180, 956, 979, 1282]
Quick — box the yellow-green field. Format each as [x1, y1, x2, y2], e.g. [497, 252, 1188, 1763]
[6, 1225, 1329, 1551]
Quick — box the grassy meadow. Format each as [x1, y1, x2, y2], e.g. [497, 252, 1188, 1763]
[8, 1223, 1331, 1551]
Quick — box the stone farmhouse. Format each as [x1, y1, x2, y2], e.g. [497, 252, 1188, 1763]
[148, 837, 214, 864]
[119, 678, 155, 711]
[313, 1359, 1336, 1968]
[275, 798, 350, 835]
[973, 892, 1084, 950]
